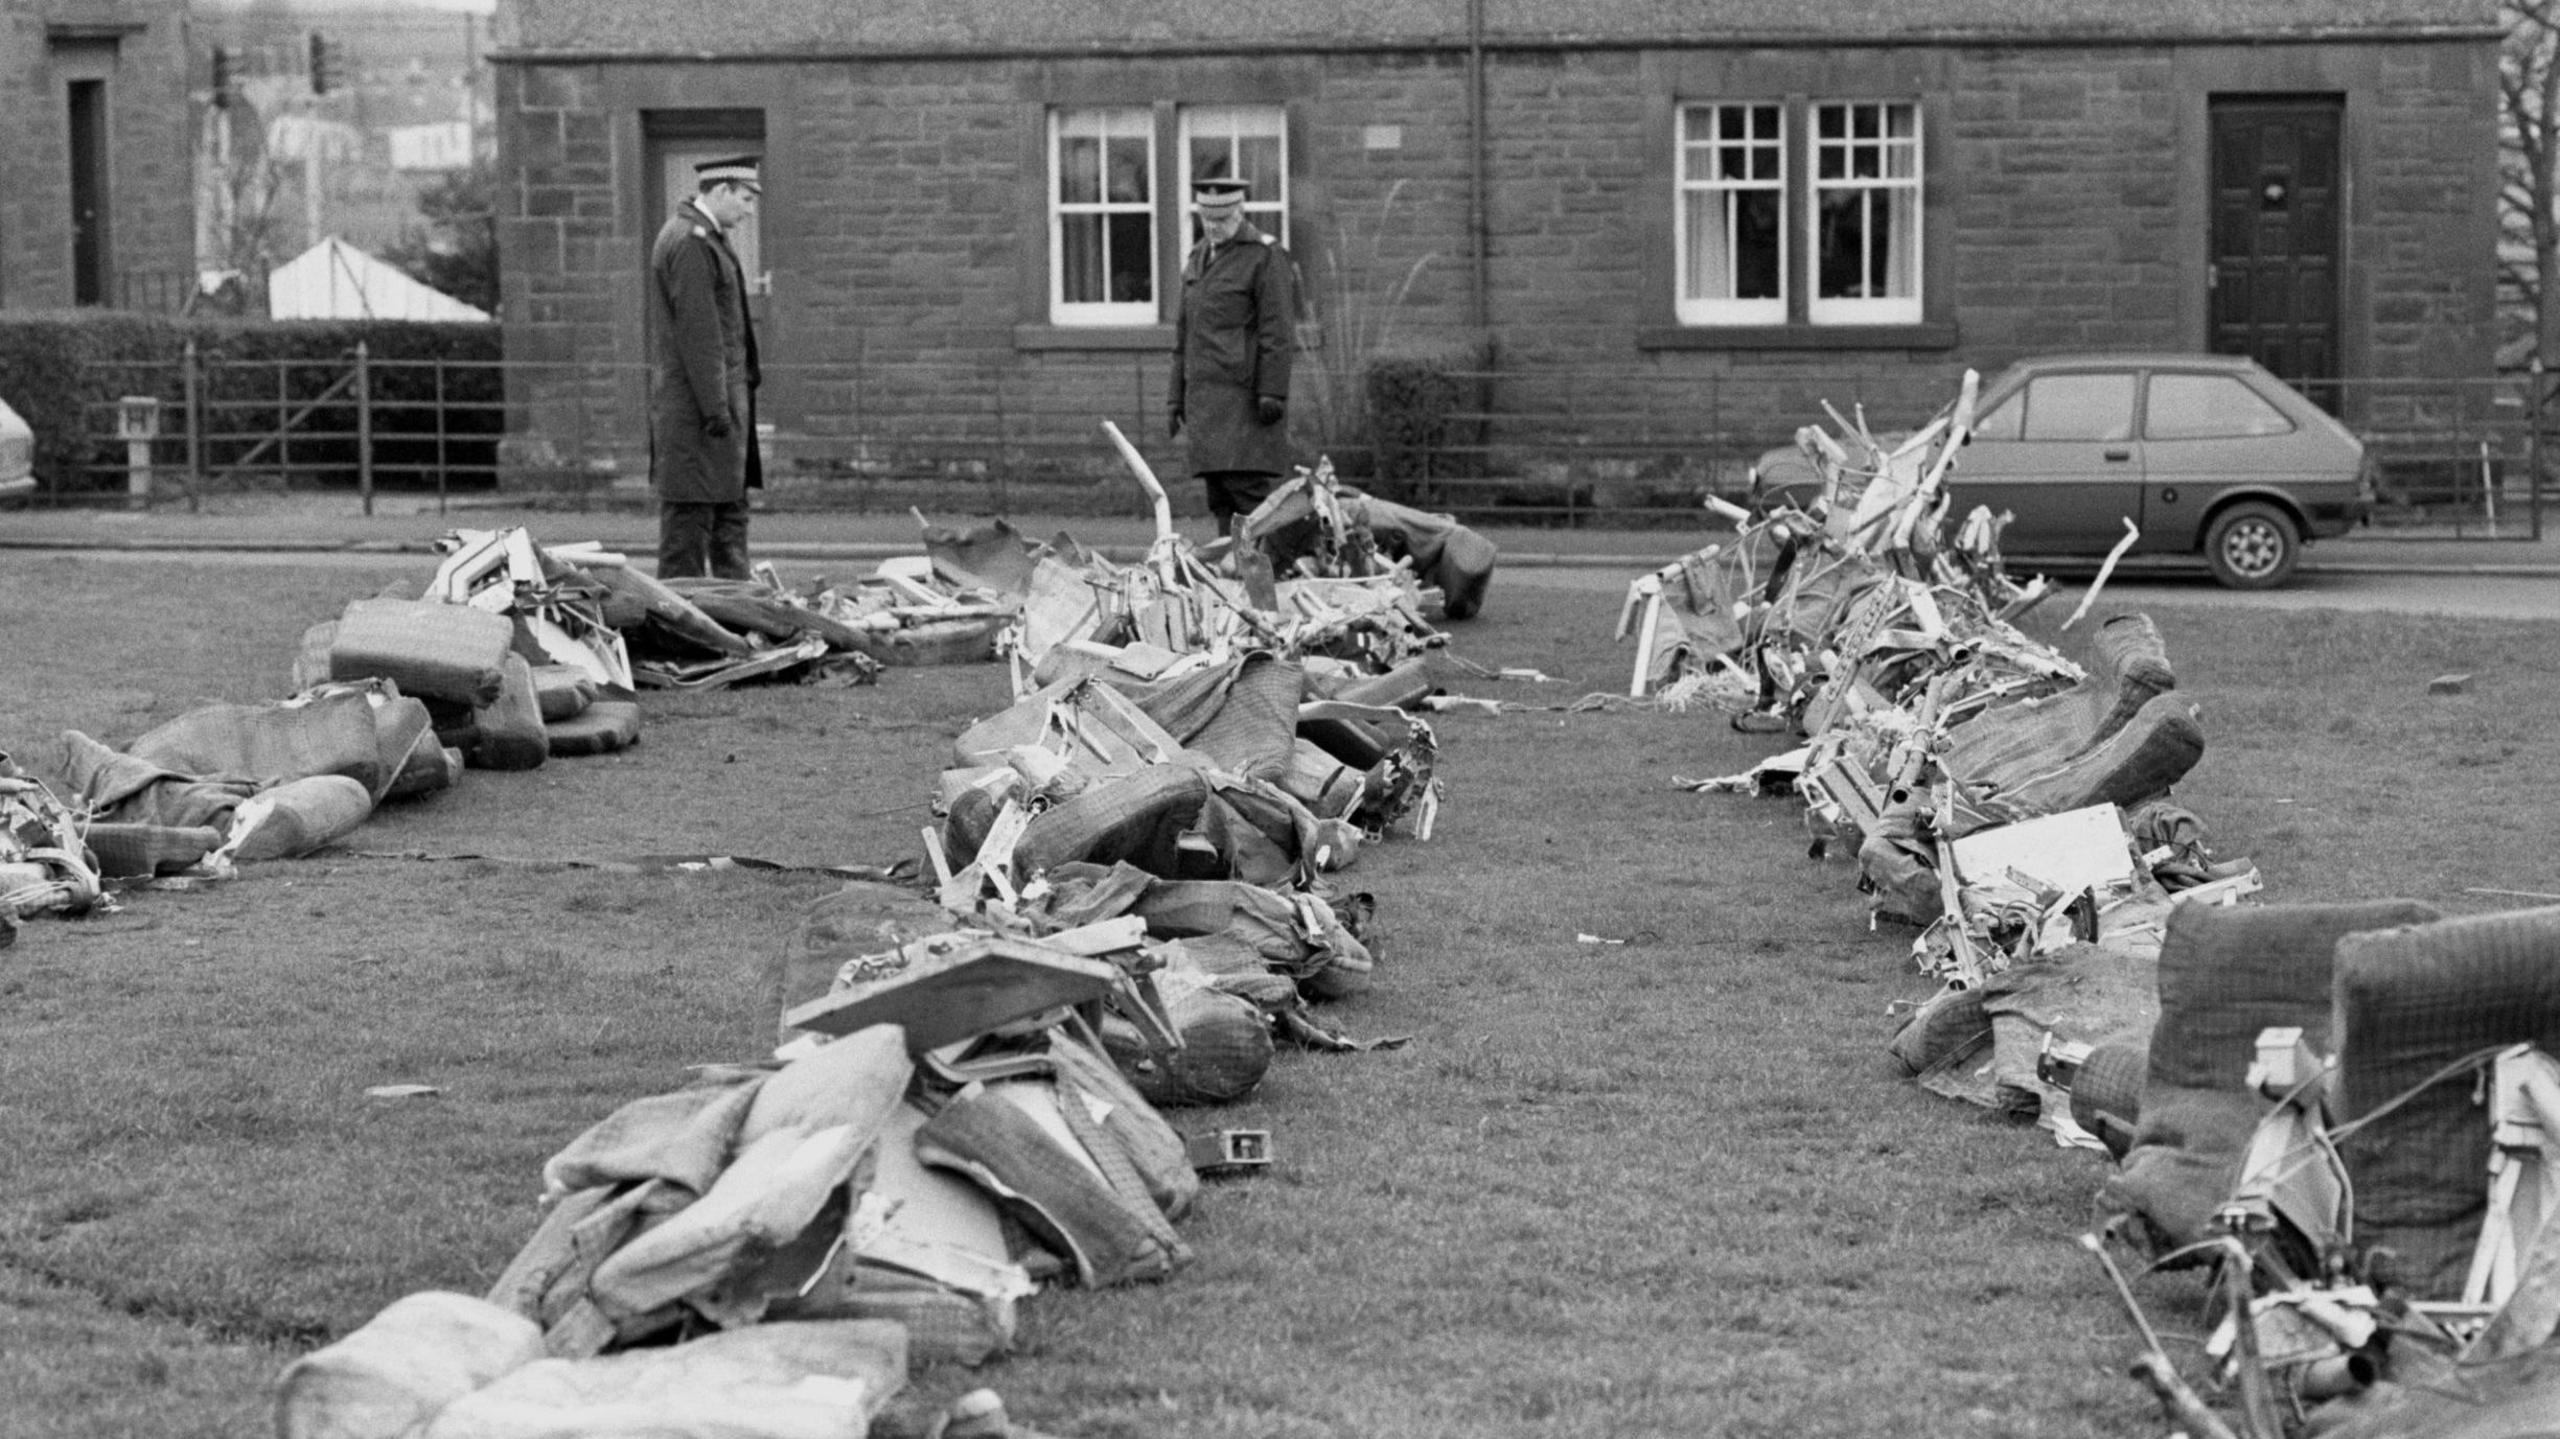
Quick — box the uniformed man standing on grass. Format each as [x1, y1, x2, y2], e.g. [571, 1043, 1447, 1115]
[647, 155, 763, 579]
[1170, 173, 1297, 536]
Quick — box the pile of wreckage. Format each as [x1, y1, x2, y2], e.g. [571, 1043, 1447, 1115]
[4, 431, 1495, 954]
[248, 434, 1502, 1437]
[0, 526, 980, 929]
[1626, 373, 2560, 1436]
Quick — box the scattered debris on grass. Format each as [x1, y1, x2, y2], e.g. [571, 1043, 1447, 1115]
[41, 436, 1496, 1436]
[1630, 369, 2560, 1439]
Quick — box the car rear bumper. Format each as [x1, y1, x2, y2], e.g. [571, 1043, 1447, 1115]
[2302, 498, 2367, 540]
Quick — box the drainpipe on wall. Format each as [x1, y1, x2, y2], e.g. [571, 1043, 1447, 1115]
[1466, 0, 1491, 355]
[1465, 0, 1495, 480]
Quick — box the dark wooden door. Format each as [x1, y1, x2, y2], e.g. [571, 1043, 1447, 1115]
[2209, 96, 2342, 409]
[67, 78, 110, 306]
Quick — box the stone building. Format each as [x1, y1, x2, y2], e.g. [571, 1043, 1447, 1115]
[0, 0, 199, 312]
[489, 0, 2503, 502]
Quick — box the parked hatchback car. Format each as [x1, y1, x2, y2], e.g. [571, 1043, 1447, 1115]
[0, 394, 33, 500]
[1750, 354, 2374, 588]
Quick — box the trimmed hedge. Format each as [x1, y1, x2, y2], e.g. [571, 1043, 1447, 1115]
[0, 313, 501, 496]
[1364, 353, 1479, 493]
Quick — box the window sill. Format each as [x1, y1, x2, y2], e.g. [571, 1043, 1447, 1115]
[1014, 325, 1174, 352]
[1636, 322, 1959, 351]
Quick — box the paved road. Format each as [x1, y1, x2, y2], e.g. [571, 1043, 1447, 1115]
[1497, 560, 2560, 620]
[12, 541, 2555, 620]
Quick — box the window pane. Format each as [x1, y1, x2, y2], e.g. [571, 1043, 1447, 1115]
[1187, 136, 1226, 183]
[2023, 374, 2137, 442]
[1052, 106, 1156, 322]
[1105, 214, 1152, 303]
[1106, 136, 1149, 203]
[1974, 391, 2024, 441]
[1816, 190, 1866, 297]
[1812, 100, 1921, 315]
[1683, 190, 1781, 302]
[1180, 104, 1288, 247]
[1060, 213, 1107, 303]
[1682, 191, 1722, 298]
[1059, 135, 1100, 205]
[1882, 187, 1915, 295]
[1237, 134, 1283, 196]
[1677, 102, 1784, 321]
[2145, 373, 2295, 439]
[1733, 190, 1780, 299]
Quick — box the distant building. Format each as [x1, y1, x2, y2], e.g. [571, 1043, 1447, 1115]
[0, 0, 198, 311]
[195, 5, 494, 261]
[488, 0, 2507, 494]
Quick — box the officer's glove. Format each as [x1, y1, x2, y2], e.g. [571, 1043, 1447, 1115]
[703, 414, 734, 439]
[1257, 396, 1286, 426]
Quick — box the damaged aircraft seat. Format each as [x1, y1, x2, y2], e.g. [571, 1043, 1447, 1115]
[2065, 1038, 2148, 1157]
[2099, 898, 2443, 1259]
[913, 1031, 1195, 1289]
[545, 701, 642, 758]
[531, 665, 599, 723]
[52, 731, 253, 832]
[1011, 766, 1213, 881]
[1002, 766, 1333, 890]
[1956, 691, 2205, 828]
[1939, 613, 2175, 788]
[80, 822, 225, 878]
[1123, 653, 1303, 783]
[327, 597, 517, 709]
[227, 775, 374, 861]
[1354, 494, 1498, 621]
[279, 1289, 909, 1439]
[1097, 976, 1274, 1108]
[1130, 878, 1374, 1001]
[469, 653, 549, 771]
[125, 682, 430, 804]
[2333, 903, 2560, 1299]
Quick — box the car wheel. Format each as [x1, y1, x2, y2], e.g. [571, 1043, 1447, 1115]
[2204, 501, 2300, 590]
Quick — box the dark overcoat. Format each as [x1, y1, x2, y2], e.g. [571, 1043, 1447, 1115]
[1171, 221, 1296, 476]
[647, 200, 762, 502]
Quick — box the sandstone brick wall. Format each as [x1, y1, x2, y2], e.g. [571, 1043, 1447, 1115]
[0, 0, 199, 312]
[494, 35, 2498, 491]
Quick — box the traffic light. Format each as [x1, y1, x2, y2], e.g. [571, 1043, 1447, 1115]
[210, 45, 235, 108]
[308, 32, 333, 96]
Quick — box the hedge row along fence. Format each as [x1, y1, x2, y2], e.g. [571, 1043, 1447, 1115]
[0, 312, 501, 500]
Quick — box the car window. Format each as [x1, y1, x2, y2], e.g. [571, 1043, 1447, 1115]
[1972, 390, 2022, 441]
[2144, 373, 2295, 440]
[2021, 374, 2136, 442]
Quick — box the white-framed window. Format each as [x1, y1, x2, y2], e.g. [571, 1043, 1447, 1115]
[1675, 102, 1784, 325]
[1043, 103, 1291, 328]
[1049, 107, 1158, 327]
[1811, 100, 1921, 325]
[1673, 96, 1923, 328]
[1180, 105, 1289, 248]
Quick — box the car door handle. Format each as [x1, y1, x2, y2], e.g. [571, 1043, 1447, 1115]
[2102, 448, 2133, 462]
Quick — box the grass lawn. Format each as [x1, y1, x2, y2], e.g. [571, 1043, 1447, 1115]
[1, 550, 2553, 1438]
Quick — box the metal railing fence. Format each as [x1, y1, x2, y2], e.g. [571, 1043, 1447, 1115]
[44, 352, 2553, 537]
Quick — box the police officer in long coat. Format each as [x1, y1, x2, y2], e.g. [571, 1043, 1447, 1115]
[1170, 174, 1296, 535]
[647, 156, 763, 579]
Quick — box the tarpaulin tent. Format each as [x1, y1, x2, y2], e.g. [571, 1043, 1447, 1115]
[267, 238, 492, 323]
